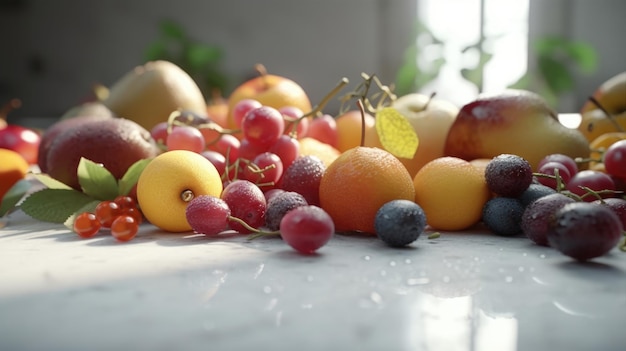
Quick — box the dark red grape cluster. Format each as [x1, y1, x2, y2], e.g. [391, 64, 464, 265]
[482, 153, 625, 261]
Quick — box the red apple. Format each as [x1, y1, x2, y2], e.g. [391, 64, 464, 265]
[0, 99, 41, 164]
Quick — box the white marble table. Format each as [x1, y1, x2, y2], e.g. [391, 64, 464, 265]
[1, 209, 625, 351]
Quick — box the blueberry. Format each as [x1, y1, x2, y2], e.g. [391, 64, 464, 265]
[374, 200, 427, 247]
[518, 183, 557, 207]
[482, 197, 525, 236]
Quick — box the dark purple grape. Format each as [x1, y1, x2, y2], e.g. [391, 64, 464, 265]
[537, 153, 578, 177]
[547, 202, 623, 261]
[521, 193, 576, 246]
[484, 154, 533, 197]
[566, 170, 616, 201]
[593, 198, 626, 229]
[264, 191, 308, 231]
[535, 161, 571, 190]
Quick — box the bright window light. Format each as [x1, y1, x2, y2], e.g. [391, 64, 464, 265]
[416, 0, 529, 106]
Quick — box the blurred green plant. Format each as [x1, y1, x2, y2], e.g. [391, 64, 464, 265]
[509, 36, 597, 106]
[394, 21, 446, 97]
[396, 22, 597, 107]
[144, 20, 229, 101]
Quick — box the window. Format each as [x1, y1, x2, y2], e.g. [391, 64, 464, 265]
[415, 0, 529, 106]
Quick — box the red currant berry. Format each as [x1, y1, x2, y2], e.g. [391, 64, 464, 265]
[95, 200, 122, 228]
[73, 212, 101, 238]
[110, 215, 139, 242]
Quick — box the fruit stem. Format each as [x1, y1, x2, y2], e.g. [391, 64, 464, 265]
[301, 77, 350, 119]
[423, 92, 437, 110]
[0, 98, 22, 122]
[229, 215, 280, 239]
[181, 189, 195, 202]
[255, 63, 270, 90]
[589, 96, 625, 133]
[356, 98, 366, 148]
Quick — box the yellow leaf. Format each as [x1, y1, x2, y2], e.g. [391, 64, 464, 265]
[375, 107, 419, 159]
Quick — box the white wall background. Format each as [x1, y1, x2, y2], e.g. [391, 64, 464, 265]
[0, 0, 624, 128]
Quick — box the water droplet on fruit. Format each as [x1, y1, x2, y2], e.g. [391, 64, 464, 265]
[362, 255, 371, 261]
[389, 261, 397, 267]
[404, 259, 412, 264]
[505, 276, 513, 283]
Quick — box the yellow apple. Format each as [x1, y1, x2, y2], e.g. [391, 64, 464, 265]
[389, 93, 459, 177]
[226, 73, 311, 130]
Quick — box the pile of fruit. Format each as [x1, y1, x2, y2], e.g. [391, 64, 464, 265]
[1, 60, 624, 260]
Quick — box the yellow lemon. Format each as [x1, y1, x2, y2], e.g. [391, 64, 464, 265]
[137, 150, 223, 232]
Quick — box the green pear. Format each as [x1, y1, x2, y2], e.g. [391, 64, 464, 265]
[444, 89, 590, 170]
[104, 60, 207, 130]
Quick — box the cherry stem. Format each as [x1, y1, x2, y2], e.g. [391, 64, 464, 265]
[589, 96, 625, 133]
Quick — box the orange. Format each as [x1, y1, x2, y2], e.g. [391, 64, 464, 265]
[298, 137, 341, 167]
[413, 156, 490, 231]
[136, 150, 223, 232]
[319, 146, 415, 234]
[0, 148, 29, 202]
[335, 110, 376, 153]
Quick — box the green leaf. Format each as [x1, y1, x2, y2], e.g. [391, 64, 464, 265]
[77, 158, 119, 200]
[144, 41, 169, 61]
[186, 44, 222, 70]
[375, 107, 419, 159]
[20, 189, 96, 224]
[118, 158, 152, 196]
[507, 72, 531, 90]
[564, 41, 597, 74]
[31, 173, 72, 190]
[63, 199, 101, 230]
[0, 179, 31, 216]
[538, 55, 574, 94]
